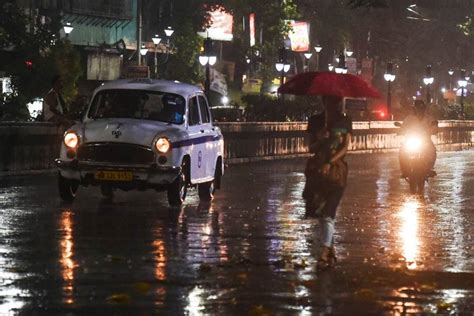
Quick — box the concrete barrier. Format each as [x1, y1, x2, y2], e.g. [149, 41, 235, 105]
[0, 121, 473, 172]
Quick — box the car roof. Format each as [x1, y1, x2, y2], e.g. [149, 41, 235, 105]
[94, 79, 203, 97]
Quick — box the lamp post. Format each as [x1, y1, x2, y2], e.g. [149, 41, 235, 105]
[199, 37, 217, 101]
[63, 22, 74, 38]
[275, 47, 290, 86]
[303, 52, 312, 72]
[448, 69, 454, 90]
[139, 44, 148, 68]
[384, 62, 396, 120]
[152, 34, 162, 78]
[314, 44, 322, 71]
[423, 64, 434, 104]
[334, 53, 347, 74]
[458, 69, 468, 119]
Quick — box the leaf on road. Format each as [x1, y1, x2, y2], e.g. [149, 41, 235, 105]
[237, 272, 248, 282]
[437, 301, 455, 313]
[354, 288, 377, 301]
[249, 305, 271, 316]
[133, 282, 152, 294]
[106, 293, 131, 304]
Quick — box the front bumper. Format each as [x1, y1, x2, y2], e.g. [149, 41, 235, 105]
[55, 159, 181, 186]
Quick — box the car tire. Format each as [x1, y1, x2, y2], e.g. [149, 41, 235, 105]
[198, 160, 221, 201]
[167, 163, 188, 206]
[100, 185, 114, 198]
[58, 172, 79, 202]
[198, 180, 215, 201]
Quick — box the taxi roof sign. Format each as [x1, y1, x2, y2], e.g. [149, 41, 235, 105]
[125, 66, 150, 79]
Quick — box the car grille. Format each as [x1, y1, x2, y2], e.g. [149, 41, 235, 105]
[77, 143, 155, 165]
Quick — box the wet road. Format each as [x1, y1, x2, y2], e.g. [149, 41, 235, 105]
[0, 151, 473, 315]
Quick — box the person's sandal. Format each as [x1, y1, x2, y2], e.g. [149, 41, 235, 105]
[317, 246, 331, 271]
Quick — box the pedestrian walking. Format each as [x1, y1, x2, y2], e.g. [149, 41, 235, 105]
[277, 71, 380, 270]
[303, 95, 352, 270]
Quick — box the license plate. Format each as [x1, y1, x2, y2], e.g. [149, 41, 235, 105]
[94, 171, 133, 181]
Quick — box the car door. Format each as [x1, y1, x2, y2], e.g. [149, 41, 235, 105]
[187, 95, 204, 181]
[197, 94, 218, 179]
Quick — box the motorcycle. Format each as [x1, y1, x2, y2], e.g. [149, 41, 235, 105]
[394, 121, 437, 194]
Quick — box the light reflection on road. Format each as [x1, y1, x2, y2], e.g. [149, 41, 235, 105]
[397, 198, 420, 269]
[59, 209, 76, 304]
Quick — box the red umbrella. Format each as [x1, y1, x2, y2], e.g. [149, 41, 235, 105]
[277, 71, 381, 98]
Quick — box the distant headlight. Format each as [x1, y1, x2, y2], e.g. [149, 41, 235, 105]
[155, 137, 171, 153]
[405, 135, 422, 153]
[64, 131, 79, 148]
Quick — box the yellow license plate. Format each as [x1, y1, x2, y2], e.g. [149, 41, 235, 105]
[94, 171, 133, 181]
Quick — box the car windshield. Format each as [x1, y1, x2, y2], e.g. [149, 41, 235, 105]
[88, 89, 185, 124]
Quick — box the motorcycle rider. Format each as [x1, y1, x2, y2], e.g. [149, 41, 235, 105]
[400, 100, 437, 178]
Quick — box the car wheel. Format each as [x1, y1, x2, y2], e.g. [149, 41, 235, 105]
[100, 185, 114, 198]
[58, 172, 79, 202]
[167, 164, 187, 206]
[198, 180, 215, 201]
[198, 161, 221, 201]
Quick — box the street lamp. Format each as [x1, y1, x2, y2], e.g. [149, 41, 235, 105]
[63, 22, 74, 38]
[384, 62, 396, 119]
[275, 47, 290, 85]
[345, 48, 353, 57]
[448, 69, 454, 89]
[314, 44, 322, 71]
[458, 69, 468, 119]
[199, 37, 217, 100]
[334, 53, 347, 74]
[423, 64, 434, 104]
[152, 34, 162, 78]
[328, 64, 334, 72]
[164, 26, 174, 38]
[140, 44, 148, 66]
[303, 52, 312, 72]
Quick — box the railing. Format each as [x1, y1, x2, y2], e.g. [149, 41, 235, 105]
[0, 121, 473, 172]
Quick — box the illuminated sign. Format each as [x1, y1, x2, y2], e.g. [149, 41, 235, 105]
[249, 13, 256, 47]
[288, 21, 310, 52]
[198, 7, 233, 41]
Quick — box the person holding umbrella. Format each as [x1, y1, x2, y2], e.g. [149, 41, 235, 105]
[278, 71, 381, 270]
[303, 95, 352, 269]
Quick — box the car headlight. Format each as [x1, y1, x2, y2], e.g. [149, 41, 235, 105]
[405, 135, 422, 153]
[64, 131, 79, 149]
[155, 137, 171, 153]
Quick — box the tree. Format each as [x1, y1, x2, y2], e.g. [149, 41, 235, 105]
[0, 1, 81, 121]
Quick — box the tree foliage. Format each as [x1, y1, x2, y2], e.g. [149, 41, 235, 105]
[0, 1, 82, 121]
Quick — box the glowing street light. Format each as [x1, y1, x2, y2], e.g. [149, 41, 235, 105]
[152, 34, 162, 78]
[275, 47, 291, 85]
[335, 53, 347, 74]
[423, 65, 434, 104]
[384, 62, 396, 119]
[313, 44, 322, 71]
[199, 37, 217, 100]
[458, 69, 468, 119]
[63, 22, 74, 37]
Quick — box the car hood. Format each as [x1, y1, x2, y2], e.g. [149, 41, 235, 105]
[79, 118, 185, 147]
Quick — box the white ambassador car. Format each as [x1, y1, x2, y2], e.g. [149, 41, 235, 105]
[55, 79, 224, 206]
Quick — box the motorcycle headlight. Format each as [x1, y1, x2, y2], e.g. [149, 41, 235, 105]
[64, 131, 79, 149]
[405, 135, 422, 153]
[155, 137, 171, 153]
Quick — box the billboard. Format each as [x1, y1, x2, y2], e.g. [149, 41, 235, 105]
[249, 13, 256, 47]
[198, 7, 233, 41]
[288, 21, 310, 52]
